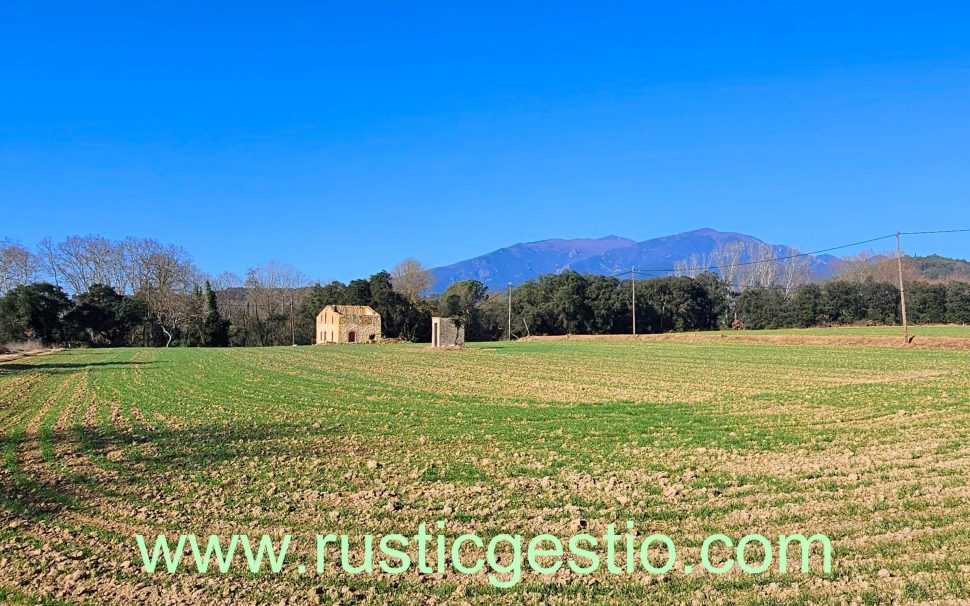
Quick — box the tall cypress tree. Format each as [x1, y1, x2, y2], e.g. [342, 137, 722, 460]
[202, 281, 230, 346]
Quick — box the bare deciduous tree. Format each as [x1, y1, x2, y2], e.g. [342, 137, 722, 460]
[210, 271, 242, 291]
[42, 235, 123, 294]
[391, 258, 432, 303]
[35, 235, 147, 294]
[677, 240, 813, 296]
[835, 251, 910, 283]
[37, 237, 59, 288]
[0, 240, 41, 295]
[673, 252, 704, 279]
[242, 262, 309, 345]
[779, 252, 812, 296]
[245, 261, 308, 318]
[711, 241, 745, 288]
[136, 244, 199, 346]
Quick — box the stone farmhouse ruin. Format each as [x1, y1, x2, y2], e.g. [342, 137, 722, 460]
[431, 316, 465, 347]
[315, 305, 382, 344]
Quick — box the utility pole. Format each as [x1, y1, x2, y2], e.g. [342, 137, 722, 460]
[507, 282, 512, 341]
[660, 293, 668, 334]
[631, 266, 637, 336]
[895, 231, 909, 344]
[289, 298, 295, 346]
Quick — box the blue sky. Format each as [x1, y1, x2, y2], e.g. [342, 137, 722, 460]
[2, 2, 969, 281]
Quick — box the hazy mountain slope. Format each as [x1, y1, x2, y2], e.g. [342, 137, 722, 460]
[431, 228, 837, 291]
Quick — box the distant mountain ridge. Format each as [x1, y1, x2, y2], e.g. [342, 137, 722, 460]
[429, 228, 838, 292]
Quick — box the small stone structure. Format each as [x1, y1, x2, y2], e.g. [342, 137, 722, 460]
[316, 305, 382, 344]
[431, 317, 465, 348]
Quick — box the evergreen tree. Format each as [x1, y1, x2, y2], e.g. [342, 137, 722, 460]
[908, 283, 947, 324]
[202, 281, 230, 346]
[63, 284, 144, 346]
[343, 279, 372, 305]
[0, 283, 71, 344]
[786, 283, 823, 328]
[821, 281, 866, 324]
[946, 282, 970, 324]
[860, 282, 899, 325]
[735, 288, 787, 329]
[440, 280, 489, 340]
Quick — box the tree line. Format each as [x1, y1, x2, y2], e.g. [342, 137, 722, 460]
[2, 235, 969, 347]
[0, 236, 456, 347]
[483, 271, 970, 337]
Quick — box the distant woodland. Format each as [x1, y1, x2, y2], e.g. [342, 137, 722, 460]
[2, 235, 969, 347]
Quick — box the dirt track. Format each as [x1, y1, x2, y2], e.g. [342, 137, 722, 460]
[0, 348, 57, 364]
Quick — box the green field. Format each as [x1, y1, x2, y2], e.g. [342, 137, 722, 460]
[715, 325, 970, 338]
[1, 339, 969, 604]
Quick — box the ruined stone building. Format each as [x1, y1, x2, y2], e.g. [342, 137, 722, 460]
[431, 317, 465, 347]
[315, 305, 382, 344]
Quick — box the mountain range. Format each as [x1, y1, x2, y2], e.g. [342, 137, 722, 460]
[429, 228, 840, 292]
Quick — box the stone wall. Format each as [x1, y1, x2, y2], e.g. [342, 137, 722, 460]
[335, 313, 381, 344]
[431, 317, 464, 347]
[316, 306, 382, 344]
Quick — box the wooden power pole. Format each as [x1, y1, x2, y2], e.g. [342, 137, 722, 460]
[631, 266, 637, 336]
[895, 231, 909, 344]
[507, 282, 512, 341]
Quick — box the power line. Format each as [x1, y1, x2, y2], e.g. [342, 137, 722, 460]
[606, 228, 970, 278]
[900, 228, 970, 236]
[507, 227, 968, 341]
[603, 233, 896, 277]
[584, 228, 970, 281]
[645, 233, 900, 274]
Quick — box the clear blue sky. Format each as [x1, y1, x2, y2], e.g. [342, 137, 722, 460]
[2, 2, 969, 281]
